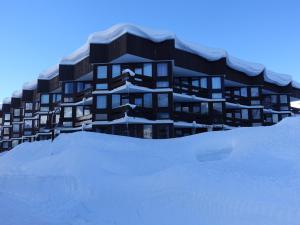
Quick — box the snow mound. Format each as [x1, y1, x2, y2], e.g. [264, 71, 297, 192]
[264, 69, 293, 86]
[227, 55, 265, 76]
[1, 117, 300, 225]
[23, 80, 37, 90]
[12, 90, 22, 98]
[3, 97, 11, 104]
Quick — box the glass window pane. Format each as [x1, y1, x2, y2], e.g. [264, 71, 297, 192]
[112, 64, 121, 78]
[25, 103, 33, 110]
[212, 77, 221, 89]
[96, 83, 108, 90]
[272, 114, 279, 123]
[143, 63, 152, 77]
[157, 94, 168, 107]
[41, 94, 49, 104]
[200, 78, 207, 88]
[251, 87, 259, 97]
[201, 102, 209, 115]
[134, 67, 142, 75]
[40, 115, 48, 125]
[213, 103, 222, 113]
[97, 66, 107, 79]
[64, 107, 73, 118]
[252, 109, 261, 119]
[157, 81, 169, 88]
[241, 109, 248, 119]
[97, 96, 107, 109]
[271, 95, 277, 104]
[144, 94, 152, 108]
[134, 97, 143, 106]
[157, 63, 168, 77]
[65, 83, 74, 94]
[112, 95, 120, 108]
[280, 95, 288, 103]
[76, 106, 83, 118]
[241, 87, 248, 97]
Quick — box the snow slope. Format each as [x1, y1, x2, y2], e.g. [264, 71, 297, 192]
[0, 117, 300, 225]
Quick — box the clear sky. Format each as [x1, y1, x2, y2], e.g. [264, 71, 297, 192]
[0, 0, 299, 102]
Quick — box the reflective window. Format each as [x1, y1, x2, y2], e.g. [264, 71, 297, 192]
[14, 109, 21, 117]
[4, 114, 10, 121]
[13, 124, 19, 133]
[40, 115, 48, 125]
[252, 109, 261, 119]
[96, 83, 108, 90]
[143, 125, 152, 139]
[200, 78, 207, 88]
[24, 120, 32, 129]
[134, 97, 143, 107]
[25, 103, 33, 110]
[280, 95, 288, 104]
[241, 109, 248, 119]
[157, 63, 168, 77]
[251, 87, 259, 97]
[143, 63, 152, 77]
[157, 81, 169, 88]
[213, 102, 222, 114]
[212, 77, 221, 89]
[76, 106, 83, 118]
[77, 82, 84, 93]
[201, 102, 209, 115]
[65, 83, 74, 94]
[272, 114, 279, 123]
[112, 95, 120, 108]
[112, 64, 121, 78]
[212, 93, 222, 99]
[64, 107, 73, 118]
[271, 95, 277, 104]
[96, 96, 107, 109]
[192, 79, 199, 87]
[41, 94, 49, 104]
[134, 67, 142, 75]
[144, 93, 152, 108]
[157, 94, 168, 107]
[97, 66, 107, 79]
[241, 87, 248, 97]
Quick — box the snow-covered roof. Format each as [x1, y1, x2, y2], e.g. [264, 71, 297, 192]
[38, 64, 59, 80]
[264, 70, 292, 87]
[227, 55, 265, 76]
[3, 97, 11, 104]
[23, 80, 37, 90]
[12, 90, 22, 98]
[0, 104, 2, 110]
[58, 23, 299, 88]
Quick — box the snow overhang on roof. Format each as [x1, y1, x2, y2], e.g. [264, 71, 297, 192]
[57, 23, 299, 87]
[12, 90, 22, 98]
[3, 97, 11, 104]
[23, 80, 37, 90]
[38, 64, 59, 80]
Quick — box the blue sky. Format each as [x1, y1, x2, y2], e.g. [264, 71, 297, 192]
[0, 0, 299, 102]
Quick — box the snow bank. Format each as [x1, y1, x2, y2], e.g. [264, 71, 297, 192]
[1, 117, 300, 225]
[38, 64, 59, 80]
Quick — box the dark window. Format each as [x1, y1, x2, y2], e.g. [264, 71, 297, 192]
[200, 78, 207, 89]
[241, 88, 248, 97]
[213, 102, 223, 114]
[157, 94, 169, 107]
[65, 83, 74, 94]
[212, 77, 221, 89]
[112, 95, 120, 108]
[280, 95, 288, 104]
[252, 109, 261, 119]
[251, 87, 259, 97]
[112, 64, 121, 78]
[201, 102, 209, 115]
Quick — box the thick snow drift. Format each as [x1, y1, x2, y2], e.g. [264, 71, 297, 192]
[0, 117, 300, 225]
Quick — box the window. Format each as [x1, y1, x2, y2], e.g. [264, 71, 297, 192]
[97, 66, 107, 79]
[201, 102, 209, 115]
[112, 95, 120, 108]
[3, 128, 10, 135]
[192, 79, 199, 87]
[95, 114, 107, 120]
[40, 115, 48, 125]
[134, 67, 142, 75]
[200, 78, 207, 88]
[134, 97, 143, 107]
[56, 115, 60, 124]
[76, 82, 84, 93]
[241, 109, 249, 119]
[157, 113, 169, 119]
[143, 125, 152, 139]
[64, 107, 72, 118]
[64, 83, 74, 94]
[112, 64, 121, 78]
[251, 100, 261, 106]
[96, 83, 108, 90]
[212, 77, 221, 89]
[157, 125, 169, 138]
[157, 81, 169, 88]
[212, 93, 222, 99]
[272, 114, 279, 123]
[144, 94, 152, 108]
[4, 114, 10, 121]
[14, 109, 20, 117]
[121, 95, 129, 105]
[280, 106, 289, 111]
[41, 94, 49, 104]
[25, 103, 33, 110]
[157, 94, 168, 107]
[251, 87, 259, 97]
[241, 87, 248, 97]
[96, 96, 107, 109]
[213, 103, 222, 114]
[143, 63, 152, 76]
[280, 95, 288, 104]
[252, 109, 261, 119]
[40, 107, 49, 112]
[157, 63, 168, 77]
[24, 120, 32, 129]
[182, 106, 189, 112]
[193, 105, 201, 113]
[53, 94, 61, 103]
[234, 89, 240, 96]
[13, 124, 19, 133]
[271, 95, 277, 104]
[76, 106, 83, 118]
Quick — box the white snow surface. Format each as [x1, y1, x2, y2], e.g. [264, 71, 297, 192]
[264, 69, 293, 86]
[12, 90, 22, 98]
[3, 97, 11, 104]
[226, 55, 265, 76]
[38, 64, 59, 80]
[1, 117, 300, 225]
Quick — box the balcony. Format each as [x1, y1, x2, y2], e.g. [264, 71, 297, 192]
[110, 73, 153, 90]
